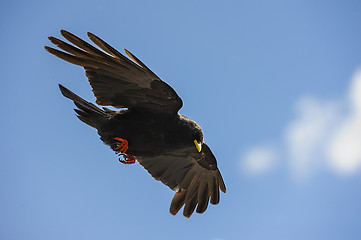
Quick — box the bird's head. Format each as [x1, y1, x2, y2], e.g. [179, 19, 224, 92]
[179, 114, 204, 152]
[192, 124, 203, 153]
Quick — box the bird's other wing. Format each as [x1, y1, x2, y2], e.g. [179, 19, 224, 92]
[137, 143, 226, 218]
[45, 30, 183, 114]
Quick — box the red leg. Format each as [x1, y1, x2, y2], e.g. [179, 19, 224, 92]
[113, 137, 129, 153]
[113, 137, 136, 164]
[120, 154, 136, 164]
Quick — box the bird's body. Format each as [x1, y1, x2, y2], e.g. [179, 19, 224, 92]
[102, 111, 191, 157]
[80, 105, 201, 157]
[46, 30, 225, 217]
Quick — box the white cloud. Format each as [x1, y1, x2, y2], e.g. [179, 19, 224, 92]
[284, 96, 341, 180]
[241, 68, 361, 180]
[327, 69, 361, 175]
[241, 145, 278, 175]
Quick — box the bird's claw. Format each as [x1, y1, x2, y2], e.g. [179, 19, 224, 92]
[118, 153, 136, 164]
[113, 137, 128, 153]
[113, 137, 136, 164]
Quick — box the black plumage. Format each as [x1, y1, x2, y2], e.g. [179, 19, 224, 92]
[45, 30, 226, 217]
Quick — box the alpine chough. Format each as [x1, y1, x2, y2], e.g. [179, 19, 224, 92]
[45, 30, 226, 217]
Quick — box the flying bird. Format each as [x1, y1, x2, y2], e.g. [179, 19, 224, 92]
[45, 30, 226, 217]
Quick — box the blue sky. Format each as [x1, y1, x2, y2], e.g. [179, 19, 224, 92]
[2, 0, 361, 239]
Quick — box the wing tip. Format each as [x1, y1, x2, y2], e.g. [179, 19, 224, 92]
[169, 190, 186, 216]
[219, 174, 226, 193]
[44, 45, 54, 53]
[47, 36, 63, 46]
[183, 196, 197, 218]
[60, 29, 70, 37]
[124, 49, 135, 62]
[58, 84, 75, 100]
[87, 31, 96, 40]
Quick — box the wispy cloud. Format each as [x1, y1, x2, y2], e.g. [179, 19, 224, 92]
[240, 68, 361, 180]
[241, 145, 278, 176]
[327, 69, 361, 175]
[284, 96, 341, 180]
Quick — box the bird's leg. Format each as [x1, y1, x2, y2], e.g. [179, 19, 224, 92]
[119, 153, 136, 164]
[113, 137, 136, 164]
[114, 137, 128, 153]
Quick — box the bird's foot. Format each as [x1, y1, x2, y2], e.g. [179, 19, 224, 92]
[113, 137, 128, 153]
[113, 137, 136, 164]
[118, 153, 136, 164]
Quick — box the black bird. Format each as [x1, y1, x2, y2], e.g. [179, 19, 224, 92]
[45, 30, 226, 217]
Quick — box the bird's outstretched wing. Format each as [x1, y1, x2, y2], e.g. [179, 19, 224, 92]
[137, 143, 226, 217]
[45, 30, 183, 114]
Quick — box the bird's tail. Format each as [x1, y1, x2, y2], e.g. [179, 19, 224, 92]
[59, 84, 108, 128]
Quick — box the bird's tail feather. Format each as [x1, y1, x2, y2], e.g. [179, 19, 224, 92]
[59, 84, 107, 128]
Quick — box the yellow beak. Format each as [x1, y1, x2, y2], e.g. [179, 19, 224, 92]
[193, 140, 202, 152]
